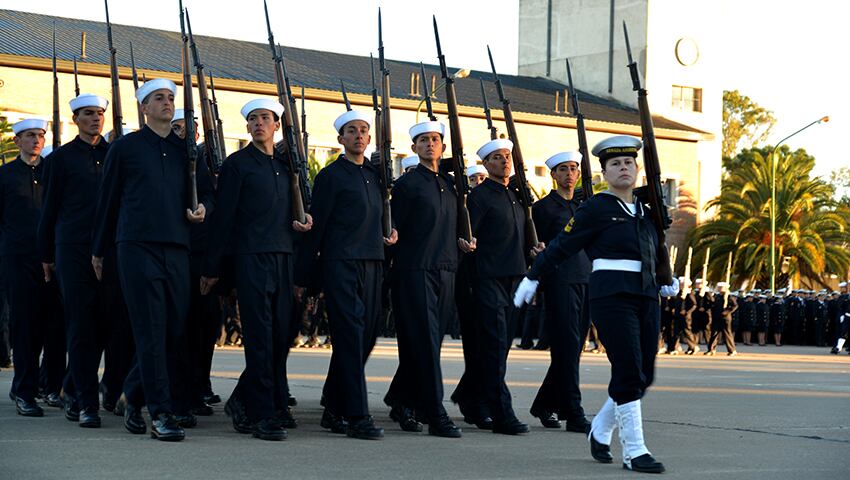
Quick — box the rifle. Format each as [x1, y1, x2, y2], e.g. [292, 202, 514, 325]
[420, 62, 437, 122]
[262, 0, 307, 222]
[369, 54, 383, 169]
[723, 252, 733, 308]
[479, 78, 497, 140]
[701, 246, 710, 296]
[681, 246, 693, 298]
[565, 58, 593, 200]
[185, 10, 225, 178]
[178, 1, 198, 210]
[73, 57, 80, 97]
[51, 21, 60, 150]
[301, 86, 308, 157]
[104, 0, 123, 140]
[623, 22, 673, 286]
[208, 71, 227, 167]
[375, 8, 393, 238]
[433, 16, 472, 242]
[129, 42, 145, 127]
[278, 45, 311, 208]
[487, 45, 539, 250]
[669, 244, 678, 274]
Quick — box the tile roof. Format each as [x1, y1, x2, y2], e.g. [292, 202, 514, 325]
[0, 9, 704, 134]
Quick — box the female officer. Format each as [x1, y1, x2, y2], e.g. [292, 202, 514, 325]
[514, 135, 678, 474]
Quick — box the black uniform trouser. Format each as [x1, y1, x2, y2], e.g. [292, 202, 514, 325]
[99, 257, 134, 407]
[321, 259, 382, 418]
[473, 276, 519, 424]
[385, 269, 454, 418]
[707, 317, 735, 352]
[4, 254, 63, 401]
[117, 242, 189, 417]
[678, 314, 698, 350]
[451, 261, 489, 418]
[0, 267, 10, 365]
[230, 253, 294, 422]
[591, 293, 659, 405]
[532, 282, 588, 420]
[186, 252, 223, 404]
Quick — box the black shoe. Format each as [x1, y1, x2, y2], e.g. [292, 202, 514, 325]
[530, 408, 561, 429]
[151, 413, 185, 442]
[492, 418, 529, 435]
[831, 347, 840, 354]
[274, 407, 298, 429]
[463, 415, 494, 430]
[44, 392, 63, 408]
[287, 394, 298, 407]
[79, 408, 102, 428]
[224, 396, 252, 434]
[565, 416, 591, 433]
[252, 417, 287, 441]
[64, 399, 80, 422]
[346, 416, 384, 440]
[203, 393, 222, 405]
[428, 414, 462, 438]
[389, 405, 423, 432]
[320, 409, 348, 434]
[589, 431, 613, 463]
[175, 412, 197, 428]
[191, 402, 214, 416]
[113, 393, 128, 417]
[123, 403, 147, 434]
[16, 397, 44, 417]
[624, 453, 665, 473]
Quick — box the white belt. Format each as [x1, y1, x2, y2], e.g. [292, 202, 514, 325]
[592, 259, 642, 273]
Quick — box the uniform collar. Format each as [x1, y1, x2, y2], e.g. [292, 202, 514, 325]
[139, 124, 183, 148]
[481, 177, 509, 192]
[69, 135, 109, 153]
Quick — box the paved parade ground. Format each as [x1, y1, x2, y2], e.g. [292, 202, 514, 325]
[1, 340, 848, 479]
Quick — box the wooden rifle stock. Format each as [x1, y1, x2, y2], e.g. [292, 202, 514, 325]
[179, 2, 198, 210]
[565, 58, 593, 200]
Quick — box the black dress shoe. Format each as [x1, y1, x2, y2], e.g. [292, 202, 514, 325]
[389, 405, 423, 432]
[624, 453, 665, 473]
[320, 409, 348, 434]
[428, 414, 462, 438]
[151, 413, 185, 442]
[589, 432, 613, 463]
[530, 408, 562, 429]
[64, 400, 80, 422]
[565, 416, 591, 433]
[123, 403, 147, 434]
[79, 408, 102, 428]
[275, 408, 298, 429]
[287, 394, 298, 407]
[175, 412, 197, 428]
[252, 417, 287, 441]
[463, 415, 494, 430]
[44, 392, 63, 408]
[203, 393, 222, 405]
[191, 402, 214, 416]
[224, 397, 252, 434]
[16, 397, 44, 417]
[492, 418, 530, 435]
[346, 416, 384, 440]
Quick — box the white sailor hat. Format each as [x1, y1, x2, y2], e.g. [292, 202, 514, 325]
[69, 94, 108, 113]
[716, 282, 729, 288]
[104, 126, 134, 142]
[839, 282, 847, 287]
[476, 139, 513, 161]
[241, 98, 285, 120]
[545, 151, 582, 170]
[466, 164, 487, 177]
[591, 135, 642, 164]
[401, 155, 419, 170]
[409, 121, 445, 141]
[12, 118, 48, 135]
[694, 278, 704, 284]
[334, 110, 372, 133]
[171, 109, 198, 124]
[135, 78, 177, 104]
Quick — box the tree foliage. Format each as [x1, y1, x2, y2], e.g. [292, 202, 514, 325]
[689, 145, 850, 289]
[722, 90, 776, 160]
[0, 117, 19, 163]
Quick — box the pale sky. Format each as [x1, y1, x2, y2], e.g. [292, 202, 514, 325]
[3, 0, 846, 179]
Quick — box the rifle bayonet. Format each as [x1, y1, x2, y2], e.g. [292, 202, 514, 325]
[566, 58, 593, 199]
[479, 78, 497, 140]
[340, 80, 352, 111]
[129, 42, 145, 127]
[420, 62, 436, 121]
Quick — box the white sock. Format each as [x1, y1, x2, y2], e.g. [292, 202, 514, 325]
[589, 397, 616, 445]
[837, 338, 846, 351]
[615, 399, 651, 464]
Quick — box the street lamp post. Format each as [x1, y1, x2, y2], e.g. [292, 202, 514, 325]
[769, 115, 829, 294]
[415, 68, 470, 121]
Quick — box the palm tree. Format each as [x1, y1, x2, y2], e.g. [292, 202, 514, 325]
[689, 145, 850, 289]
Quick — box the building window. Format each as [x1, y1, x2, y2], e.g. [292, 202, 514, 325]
[534, 166, 547, 177]
[409, 72, 420, 97]
[671, 85, 702, 112]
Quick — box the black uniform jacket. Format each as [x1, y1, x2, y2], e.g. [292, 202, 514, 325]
[532, 190, 591, 285]
[37, 136, 109, 263]
[0, 157, 44, 256]
[91, 125, 213, 257]
[202, 142, 295, 278]
[528, 191, 659, 300]
[389, 164, 458, 272]
[468, 178, 526, 279]
[295, 154, 385, 286]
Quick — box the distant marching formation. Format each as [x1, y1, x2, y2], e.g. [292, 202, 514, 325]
[14, 1, 848, 477]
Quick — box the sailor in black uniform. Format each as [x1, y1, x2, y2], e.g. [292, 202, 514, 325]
[515, 135, 677, 473]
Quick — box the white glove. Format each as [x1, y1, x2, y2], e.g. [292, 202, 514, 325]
[513, 277, 539, 307]
[660, 277, 680, 297]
